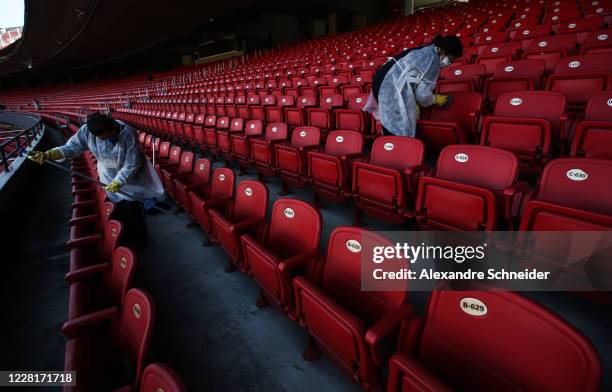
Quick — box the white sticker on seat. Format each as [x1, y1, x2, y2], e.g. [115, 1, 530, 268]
[272, 126, 278, 132]
[523, 29, 530, 35]
[299, 130, 307, 137]
[510, 97, 523, 105]
[325, 98, 332, 103]
[454, 69, 463, 76]
[133, 303, 141, 319]
[346, 239, 362, 253]
[607, 98, 612, 107]
[460, 297, 487, 316]
[335, 135, 344, 142]
[539, 41, 548, 47]
[356, 97, 363, 103]
[598, 34, 608, 41]
[568, 23, 577, 29]
[284, 207, 295, 218]
[566, 169, 588, 181]
[504, 66, 515, 72]
[199, 163, 206, 170]
[491, 47, 499, 53]
[486, 36, 492, 41]
[569, 61, 581, 68]
[454, 153, 469, 163]
[250, 123, 256, 129]
[219, 174, 225, 181]
[244, 187, 253, 196]
[384, 142, 395, 151]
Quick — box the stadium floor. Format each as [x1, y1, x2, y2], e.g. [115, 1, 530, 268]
[2, 127, 612, 391]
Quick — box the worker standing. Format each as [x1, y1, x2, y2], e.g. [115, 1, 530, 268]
[364, 34, 463, 136]
[29, 112, 163, 251]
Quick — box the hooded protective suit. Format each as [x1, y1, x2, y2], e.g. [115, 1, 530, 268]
[56, 120, 164, 202]
[364, 44, 441, 137]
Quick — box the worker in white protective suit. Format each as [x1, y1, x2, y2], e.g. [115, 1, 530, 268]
[364, 35, 463, 137]
[29, 112, 163, 250]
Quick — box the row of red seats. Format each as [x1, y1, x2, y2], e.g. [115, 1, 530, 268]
[59, 152, 187, 392]
[139, 138, 603, 391]
[138, 129, 612, 239]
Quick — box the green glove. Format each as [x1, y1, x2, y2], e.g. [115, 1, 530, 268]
[27, 149, 63, 164]
[104, 179, 122, 193]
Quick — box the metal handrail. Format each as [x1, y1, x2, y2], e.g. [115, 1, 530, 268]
[0, 113, 44, 173]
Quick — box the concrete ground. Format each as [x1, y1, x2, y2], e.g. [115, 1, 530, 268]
[1, 127, 611, 391]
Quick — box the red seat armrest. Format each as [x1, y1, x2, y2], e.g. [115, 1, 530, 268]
[62, 307, 118, 338]
[365, 303, 414, 367]
[65, 262, 108, 284]
[65, 234, 103, 250]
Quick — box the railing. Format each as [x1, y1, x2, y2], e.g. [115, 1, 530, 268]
[0, 113, 44, 173]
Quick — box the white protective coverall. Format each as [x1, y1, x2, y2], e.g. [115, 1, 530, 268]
[56, 120, 164, 202]
[363, 44, 442, 137]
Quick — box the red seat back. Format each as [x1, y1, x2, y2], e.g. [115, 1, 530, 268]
[264, 122, 289, 141]
[369, 136, 424, 171]
[107, 247, 137, 309]
[210, 168, 235, 199]
[290, 126, 321, 147]
[140, 363, 187, 392]
[493, 91, 566, 132]
[322, 227, 407, 322]
[436, 145, 519, 192]
[323, 130, 364, 157]
[117, 289, 155, 387]
[232, 180, 268, 222]
[411, 289, 601, 392]
[267, 199, 321, 258]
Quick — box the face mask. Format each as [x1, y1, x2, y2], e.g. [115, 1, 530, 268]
[440, 56, 452, 68]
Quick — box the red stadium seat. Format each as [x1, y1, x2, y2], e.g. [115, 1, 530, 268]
[520, 158, 612, 230]
[483, 60, 545, 105]
[217, 118, 244, 161]
[306, 93, 343, 132]
[333, 93, 370, 135]
[570, 91, 612, 159]
[522, 34, 577, 72]
[275, 126, 321, 195]
[437, 64, 486, 93]
[231, 120, 264, 172]
[415, 145, 521, 230]
[480, 91, 567, 172]
[581, 29, 612, 54]
[154, 145, 181, 180]
[161, 151, 194, 199]
[188, 168, 235, 238]
[209, 180, 268, 273]
[199, 115, 217, 149]
[124, 363, 188, 392]
[63, 289, 155, 392]
[476, 42, 521, 75]
[307, 130, 364, 204]
[65, 246, 136, 320]
[173, 158, 211, 215]
[546, 54, 612, 110]
[416, 91, 482, 149]
[241, 198, 321, 314]
[351, 136, 425, 225]
[250, 122, 289, 178]
[66, 220, 124, 271]
[387, 288, 601, 392]
[294, 227, 411, 391]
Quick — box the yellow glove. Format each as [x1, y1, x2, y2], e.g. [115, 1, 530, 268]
[27, 149, 63, 164]
[104, 180, 122, 193]
[433, 94, 449, 106]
